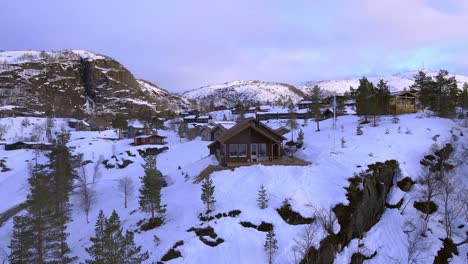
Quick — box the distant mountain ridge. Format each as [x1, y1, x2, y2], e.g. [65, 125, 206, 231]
[182, 80, 305, 107]
[0, 50, 192, 119]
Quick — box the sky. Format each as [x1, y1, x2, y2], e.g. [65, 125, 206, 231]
[1, 0, 468, 92]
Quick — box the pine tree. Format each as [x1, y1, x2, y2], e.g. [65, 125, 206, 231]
[139, 155, 165, 219]
[355, 77, 375, 123]
[86, 210, 149, 264]
[264, 230, 278, 264]
[257, 185, 269, 209]
[433, 70, 458, 117]
[112, 115, 128, 139]
[287, 104, 298, 141]
[201, 177, 216, 213]
[460, 83, 468, 109]
[375, 79, 391, 115]
[309, 85, 322, 131]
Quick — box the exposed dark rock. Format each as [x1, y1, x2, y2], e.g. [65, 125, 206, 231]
[139, 217, 163, 232]
[161, 240, 184, 262]
[137, 147, 168, 158]
[413, 201, 438, 214]
[187, 226, 225, 247]
[433, 238, 458, 264]
[276, 200, 314, 225]
[303, 160, 399, 264]
[396, 177, 415, 192]
[239, 221, 273, 232]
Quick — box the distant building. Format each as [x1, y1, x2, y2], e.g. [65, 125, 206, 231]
[200, 121, 236, 141]
[389, 91, 417, 114]
[74, 120, 91, 131]
[297, 99, 313, 109]
[5, 141, 53, 151]
[208, 118, 286, 166]
[183, 115, 212, 124]
[134, 134, 167, 146]
[126, 120, 145, 138]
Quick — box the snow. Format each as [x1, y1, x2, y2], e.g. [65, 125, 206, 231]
[0, 113, 466, 263]
[0, 50, 105, 64]
[183, 80, 304, 105]
[300, 69, 468, 95]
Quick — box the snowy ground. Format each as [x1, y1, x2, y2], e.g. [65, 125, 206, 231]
[0, 114, 466, 263]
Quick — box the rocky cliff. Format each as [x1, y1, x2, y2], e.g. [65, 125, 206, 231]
[0, 50, 191, 119]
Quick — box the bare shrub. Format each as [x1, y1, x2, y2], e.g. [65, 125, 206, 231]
[75, 156, 96, 224]
[118, 176, 135, 209]
[309, 205, 337, 235]
[292, 223, 319, 264]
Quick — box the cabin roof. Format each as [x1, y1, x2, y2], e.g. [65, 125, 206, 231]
[135, 134, 166, 139]
[390, 91, 417, 97]
[208, 118, 286, 148]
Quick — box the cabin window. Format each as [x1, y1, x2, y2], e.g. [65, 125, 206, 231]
[229, 144, 238, 157]
[229, 144, 247, 157]
[238, 144, 247, 157]
[258, 143, 267, 157]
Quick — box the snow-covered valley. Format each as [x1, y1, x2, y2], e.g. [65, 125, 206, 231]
[0, 114, 466, 263]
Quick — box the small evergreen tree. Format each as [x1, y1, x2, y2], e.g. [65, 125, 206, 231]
[355, 77, 375, 123]
[139, 155, 165, 219]
[201, 177, 216, 213]
[264, 230, 278, 264]
[257, 185, 269, 209]
[341, 137, 346, 148]
[297, 129, 304, 148]
[460, 82, 468, 109]
[85, 210, 106, 263]
[356, 124, 363, 135]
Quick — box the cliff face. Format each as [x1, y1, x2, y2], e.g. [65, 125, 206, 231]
[0, 50, 191, 118]
[304, 160, 400, 264]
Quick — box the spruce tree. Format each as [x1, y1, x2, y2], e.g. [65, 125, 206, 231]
[46, 131, 77, 263]
[112, 115, 128, 139]
[86, 210, 149, 264]
[201, 177, 216, 213]
[85, 210, 106, 264]
[139, 155, 165, 219]
[264, 230, 278, 264]
[257, 185, 269, 209]
[8, 216, 33, 263]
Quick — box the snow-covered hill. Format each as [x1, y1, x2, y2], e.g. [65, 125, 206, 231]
[0, 113, 466, 263]
[300, 70, 468, 95]
[182, 80, 305, 107]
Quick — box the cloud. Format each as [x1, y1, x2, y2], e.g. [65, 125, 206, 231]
[1, 0, 468, 92]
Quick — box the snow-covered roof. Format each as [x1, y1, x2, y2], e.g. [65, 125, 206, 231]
[197, 115, 210, 119]
[135, 134, 166, 139]
[128, 120, 144, 128]
[248, 106, 257, 110]
[184, 115, 197, 119]
[76, 120, 90, 126]
[298, 100, 313, 104]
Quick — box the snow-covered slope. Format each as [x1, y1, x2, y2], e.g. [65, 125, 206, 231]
[0, 113, 466, 263]
[300, 70, 468, 95]
[183, 80, 305, 107]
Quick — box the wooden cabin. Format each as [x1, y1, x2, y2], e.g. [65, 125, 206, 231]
[297, 100, 313, 109]
[275, 126, 290, 135]
[200, 122, 235, 141]
[5, 141, 54, 151]
[208, 118, 286, 166]
[390, 91, 417, 114]
[134, 134, 166, 146]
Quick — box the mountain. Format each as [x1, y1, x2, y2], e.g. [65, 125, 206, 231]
[300, 70, 468, 95]
[0, 50, 192, 118]
[182, 80, 305, 107]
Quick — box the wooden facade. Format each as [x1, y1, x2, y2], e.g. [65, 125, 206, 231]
[134, 134, 166, 146]
[389, 91, 417, 114]
[208, 118, 285, 166]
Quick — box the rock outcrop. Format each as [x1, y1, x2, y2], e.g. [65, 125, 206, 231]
[0, 50, 191, 119]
